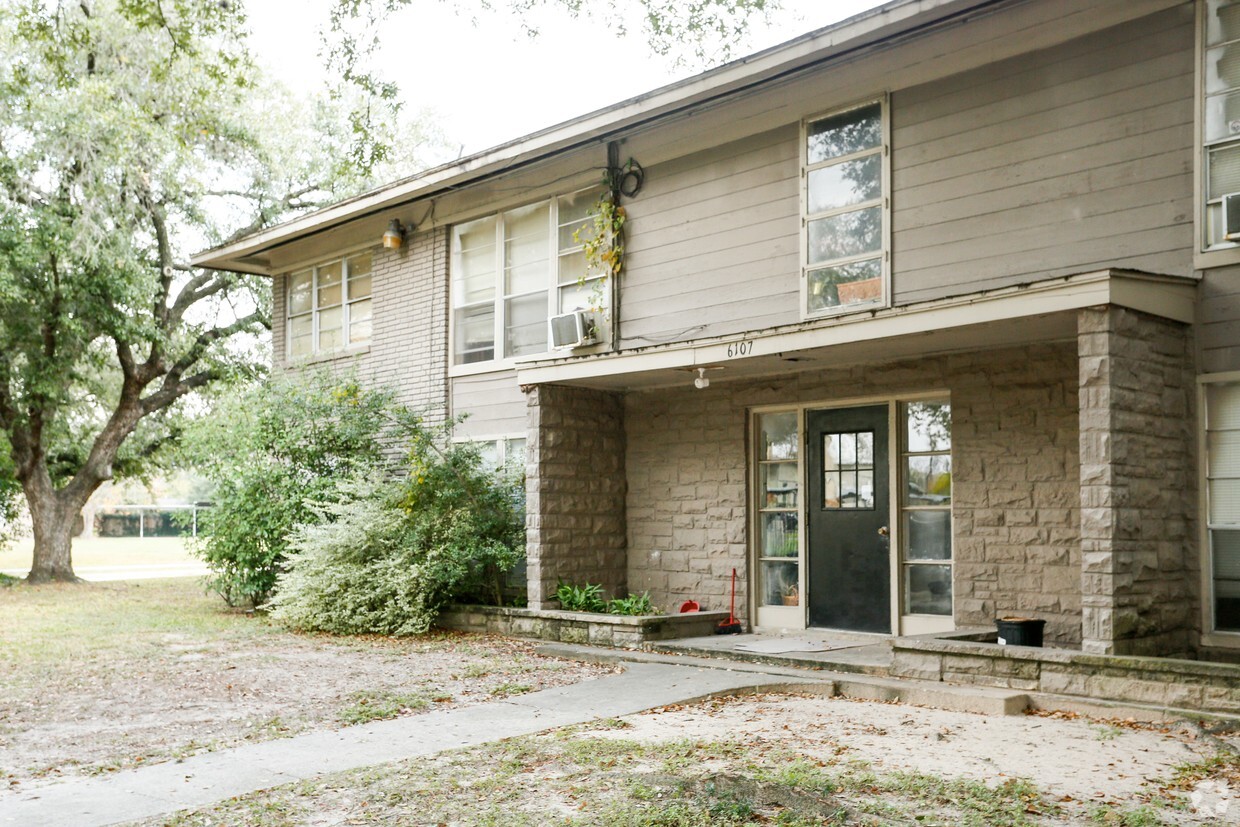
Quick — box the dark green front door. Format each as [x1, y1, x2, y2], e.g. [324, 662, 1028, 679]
[806, 405, 890, 633]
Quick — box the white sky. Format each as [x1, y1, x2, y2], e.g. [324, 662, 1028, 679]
[246, 0, 889, 159]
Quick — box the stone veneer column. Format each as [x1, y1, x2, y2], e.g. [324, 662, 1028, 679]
[1077, 306, 1196, 656]
[525, 384, 627, 610]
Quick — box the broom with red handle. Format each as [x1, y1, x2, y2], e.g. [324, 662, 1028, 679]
[716, 567, 743, 634]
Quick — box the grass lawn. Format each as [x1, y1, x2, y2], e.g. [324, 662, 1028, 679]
[0, 536, 197, 573]
[0, 578, 614, 784]
[0, 577, 263, 668]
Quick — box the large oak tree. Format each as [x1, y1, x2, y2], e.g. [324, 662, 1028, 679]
[0, 0, 429, 581]
[0, 0, 774, 583]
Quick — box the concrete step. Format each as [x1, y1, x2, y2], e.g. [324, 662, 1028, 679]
[645, 639, 893, 677]
[538, 642, 1027, 716]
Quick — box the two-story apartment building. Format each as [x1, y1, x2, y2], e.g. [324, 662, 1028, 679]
[196, 0, 1240, 660]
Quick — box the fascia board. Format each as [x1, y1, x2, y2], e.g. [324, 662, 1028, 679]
[514, 270, 1198, 386]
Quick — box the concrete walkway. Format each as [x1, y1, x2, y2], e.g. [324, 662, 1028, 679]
[0, 661, 825, 827]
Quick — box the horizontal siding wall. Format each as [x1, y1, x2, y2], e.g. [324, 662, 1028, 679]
[614, 6, 1194, 347]
[619, 125, 800, 348]
[1199, 265, 1240, 374]
[451, 370, 527, 439]
[891, 5, 1195, 303]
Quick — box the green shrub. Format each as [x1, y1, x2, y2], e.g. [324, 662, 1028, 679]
[607, 592, 657, 616]
[186, 372, 398, 607]
[556, 581, 606, 612]
[264, 421, 524, 635]
[556, 582, 659, 615]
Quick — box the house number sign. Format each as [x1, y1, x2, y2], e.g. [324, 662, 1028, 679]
[726, 340, 754, 358]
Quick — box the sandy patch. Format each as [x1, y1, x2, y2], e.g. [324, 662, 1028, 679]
[614, 693, 1239, 822]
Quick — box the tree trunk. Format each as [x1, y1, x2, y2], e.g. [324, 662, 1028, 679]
[25, 484, 83, 584]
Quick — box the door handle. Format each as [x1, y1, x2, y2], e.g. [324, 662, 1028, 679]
[877, 526, 889, 537]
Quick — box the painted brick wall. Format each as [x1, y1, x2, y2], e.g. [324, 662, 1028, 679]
[624, 343, 1082, 640]
[271, 229, 449, 421]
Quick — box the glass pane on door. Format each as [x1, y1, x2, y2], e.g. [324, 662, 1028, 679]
[760, 560, 799, 607]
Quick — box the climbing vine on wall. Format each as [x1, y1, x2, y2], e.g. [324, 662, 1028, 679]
[574, 157, 643, 318]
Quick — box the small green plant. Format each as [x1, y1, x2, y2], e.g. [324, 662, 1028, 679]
[556, 580, 606, 612]
[460, 662, 491, 679]
[1087, 803, 1166, 826]
[338, 690, 431, 725]
[1092, 724, 1123, 741]
[488, 682, 533, 697]
[607, 591, 657, 616]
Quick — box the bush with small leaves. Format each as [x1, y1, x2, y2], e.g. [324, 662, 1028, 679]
[186, 372, 401, 607]
[265, 420, 524, 635]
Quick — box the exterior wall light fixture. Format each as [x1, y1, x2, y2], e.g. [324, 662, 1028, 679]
[694, 367, 710, 390]
[382, 219, 408, 249]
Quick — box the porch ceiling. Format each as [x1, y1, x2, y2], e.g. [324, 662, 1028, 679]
[514, 269, 1196, 393]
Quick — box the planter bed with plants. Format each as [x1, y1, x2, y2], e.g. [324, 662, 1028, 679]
[439, 582, 731, 646]
[436, 604, 731, 647]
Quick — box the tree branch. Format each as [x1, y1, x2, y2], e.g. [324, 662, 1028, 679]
[115, 337, 137, 383]
[168, 270, 233, 325]
[140, 309, 268, 418]
[139, 368, 218, 417]
[145, 196, 175, 327]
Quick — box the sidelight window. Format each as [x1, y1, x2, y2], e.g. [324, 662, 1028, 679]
[900, 400, 952, 616]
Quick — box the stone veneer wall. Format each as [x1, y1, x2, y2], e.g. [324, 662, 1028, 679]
[1078, 307, 1196, 656]
[525, 384, 627, 610]
[625, 342, 1083, 641]
[270, 228, 449, 420]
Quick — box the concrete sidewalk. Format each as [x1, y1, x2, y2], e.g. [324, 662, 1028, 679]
[0, 661, 825, 827]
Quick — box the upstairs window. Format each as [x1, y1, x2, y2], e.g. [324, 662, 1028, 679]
[452, 190, 604, 367]
[1204, 0, 1240, 248]
[286, 252, 372, 359]
[802, 99, 888, 316]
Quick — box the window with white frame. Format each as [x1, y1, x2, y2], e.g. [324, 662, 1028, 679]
[1206, 382, 1240, 632]
[1203, 0, 1240, 248]
[286, 252, 373, 358]
[452, 190, 604, 366]
[463, 436, 527, 470]
[802, 99, 888, 315]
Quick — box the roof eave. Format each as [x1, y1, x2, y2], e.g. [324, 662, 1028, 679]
[191, 0, 979, 271]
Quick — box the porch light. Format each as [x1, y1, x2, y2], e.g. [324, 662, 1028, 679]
[382, 219, 407, 249]
[694, 368, 710, 390]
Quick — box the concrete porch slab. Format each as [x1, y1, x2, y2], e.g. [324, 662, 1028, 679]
[647, 631, 894, 675]
[537, 642, 1029, 716]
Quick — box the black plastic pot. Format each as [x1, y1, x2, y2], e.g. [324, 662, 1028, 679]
[996, 617, 1045, 647]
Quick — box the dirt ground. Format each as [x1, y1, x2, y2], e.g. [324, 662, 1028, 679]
[0, 580, 616, 790]
[618, 693, 1240, 824]
[133, 691, 1240, 826]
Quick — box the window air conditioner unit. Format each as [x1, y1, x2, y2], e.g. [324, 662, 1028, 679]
[550, 310, 598, 349]
[1226, 193, 1240, 241]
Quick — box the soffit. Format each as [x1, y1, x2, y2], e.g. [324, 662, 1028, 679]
[513, 269, 1198, 392]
